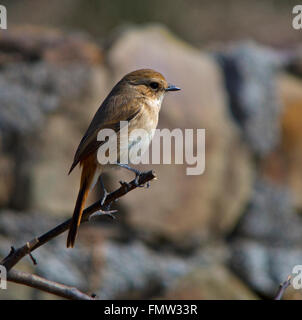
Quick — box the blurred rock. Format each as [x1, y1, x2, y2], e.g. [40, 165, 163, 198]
[285, 46, 302, 78]
[159, 265, 258, 300]
[0, 26, 103, 65]
[107, 25, 253, 244]
[0, 210, 230, 300]
[261, 73, 302, 209]
[234, 178, 302, 244]
[283, 286, 302, 300]
[29, 66, 109, 215]
[0, 27, 108, 214]
[93, 239, 229, 299]
[0, 137, 14, 207]
[230, 239, 302, 298]
[229, 178, 302, 297]
[0, 210, 90, 299]
[217, 42, 284, 156]
[97, 241, 191, 299]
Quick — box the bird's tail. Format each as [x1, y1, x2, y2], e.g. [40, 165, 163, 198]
[67, 158, 97, 248]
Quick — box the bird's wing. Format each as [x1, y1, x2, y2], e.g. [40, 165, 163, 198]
[68, 94, 142, 174]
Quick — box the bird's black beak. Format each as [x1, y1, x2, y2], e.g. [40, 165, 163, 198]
[165, 84, 181, 92]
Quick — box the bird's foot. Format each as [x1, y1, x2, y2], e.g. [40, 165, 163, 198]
[89, 209, 117, 221]
[100, 188, 109, 206]
[134, 172, 150, 188]
[119, 173, 149, 189]
[119, 180, 131, 191]
[116, 163, 150, 188]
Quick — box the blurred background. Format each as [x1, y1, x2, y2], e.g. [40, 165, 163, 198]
[1, 0, 302, 299]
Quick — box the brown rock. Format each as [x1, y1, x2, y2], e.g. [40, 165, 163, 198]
[0, 138, 14, 207]
[0, 26, 109, 215]
[107, 25, 253, 242]
[283, 286, 302, 300]
[262, 73, 302, 209]
[30, 66, 110, 216]
[159, 265, 258, 300]
[0, 26, 103, 65]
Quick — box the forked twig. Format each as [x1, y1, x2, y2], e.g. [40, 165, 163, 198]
[1, 170, 156, 271]
[274, 275, 292, 300]
[0, 170, 156, 299]
[7, 269, 95, 300]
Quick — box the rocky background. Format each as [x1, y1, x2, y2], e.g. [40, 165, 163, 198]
[1, 0, 302, 300]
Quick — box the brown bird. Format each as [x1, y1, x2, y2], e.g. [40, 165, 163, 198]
[67, 69, 180, 248]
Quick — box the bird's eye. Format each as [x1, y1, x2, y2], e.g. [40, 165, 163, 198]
[150, 82, 159, 90]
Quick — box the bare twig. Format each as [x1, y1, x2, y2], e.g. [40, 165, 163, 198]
[7, 269, 95, 300]
[274, 275, 292, 300]
[1, 170, 156, 271]
[29, 252, 37, 265]
[0, 170, 156, 300]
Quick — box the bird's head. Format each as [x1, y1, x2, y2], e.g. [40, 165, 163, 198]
[118, 69, 180, 106]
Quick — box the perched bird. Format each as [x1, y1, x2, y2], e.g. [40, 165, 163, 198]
[67, 69, 180, 248]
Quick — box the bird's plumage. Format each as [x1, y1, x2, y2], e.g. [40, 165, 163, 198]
[68, 69, 168, 174]
[67, 69, 179, 248]
[68, 94, 142, 174]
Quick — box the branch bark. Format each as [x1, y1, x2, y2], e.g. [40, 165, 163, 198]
[7, 269, 95, 300]
[274, 275, 291, 300]
[1, 170, 156, 271]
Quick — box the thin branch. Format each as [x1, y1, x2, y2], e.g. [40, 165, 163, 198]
[7, 269, 95, 300]
[1, 170, 156, 271]
[274, 275, 291, 300]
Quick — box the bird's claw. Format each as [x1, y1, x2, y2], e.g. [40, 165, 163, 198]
[134, 172, 150, 188]
[89, 209, 117, 221]
[119, 180, 131, 190]
[119, 167, 150, 189]
[116, 163, 150, 188]
[100, 189, 109, 206]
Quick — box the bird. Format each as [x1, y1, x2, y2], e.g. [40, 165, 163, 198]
[66, 69, 180, 248]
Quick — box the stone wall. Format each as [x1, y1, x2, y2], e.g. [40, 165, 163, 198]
[1, 25, 302, 300]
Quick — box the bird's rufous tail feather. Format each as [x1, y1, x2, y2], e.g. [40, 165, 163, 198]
[67, 158, 96, 248]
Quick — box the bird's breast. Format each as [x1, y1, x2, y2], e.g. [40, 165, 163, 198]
[121, 102, 159, 163]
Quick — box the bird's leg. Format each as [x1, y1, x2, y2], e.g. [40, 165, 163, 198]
[116, 163, 150, 188]
[89, 209, 117, 221]
[89, 175, 117, 221]
[99, 175, 109, 206]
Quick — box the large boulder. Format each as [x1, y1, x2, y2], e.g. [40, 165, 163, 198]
[216, 42, 284, 156]
[263, 73, 302, 209]
[106, 25, 253, 243]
